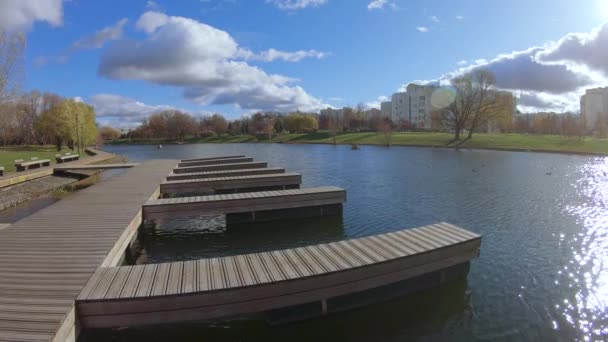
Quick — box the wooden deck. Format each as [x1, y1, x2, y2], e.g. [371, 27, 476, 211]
[0, 160, 176, 341]
[143, 186, 346, 220]
[166, 167, 286, 181]
[160, 173, 302, 195]
[53, 163, 140, 171]
[75, 223, 481, 328]
[181, 155, 245, 162]
[177, 157, 253, 168]
[172, 161, 268, 174]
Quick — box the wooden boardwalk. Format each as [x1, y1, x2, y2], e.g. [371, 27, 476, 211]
[160, 173, 302, 195]
[177, 157, 253, 168]
[166, 167, 286, 181]
[0, 160, 176, 341]
[76, 223, 481, 328]
[143, 186, 346, 220]
[172, 162, 267, 174]
[53, 163, 140, 171]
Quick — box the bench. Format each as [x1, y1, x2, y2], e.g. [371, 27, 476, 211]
[15, 158, 51, 172]
[55, 154, 80, 163]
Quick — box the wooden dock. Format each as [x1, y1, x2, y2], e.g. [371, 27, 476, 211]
[75, 223, 481, 328]
[0, 154, 483, 340]
[181, 155, 245, 163]
[0, 160, 176, 341]
[143, 186, 346, 221]
[166, 167, 286, 181]
[53, 163, 140, 171]
[172, 161, 268, 174]
[177, 157, 253, 168]
[160, 173, 302, 195]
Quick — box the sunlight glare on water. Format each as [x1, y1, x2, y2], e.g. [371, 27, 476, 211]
[563, 157, 608, 341]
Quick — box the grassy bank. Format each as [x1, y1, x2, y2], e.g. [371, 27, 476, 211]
[109, 132, 608, 155]
[0, 145, 81, 173]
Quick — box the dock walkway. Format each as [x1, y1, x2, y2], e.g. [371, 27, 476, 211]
[0, 160, 176, 341]
[160, 173, 302, 195]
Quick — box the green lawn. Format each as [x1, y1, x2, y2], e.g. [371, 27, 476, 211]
[0, 145, 83, 173]
[110, 132, 608, 155]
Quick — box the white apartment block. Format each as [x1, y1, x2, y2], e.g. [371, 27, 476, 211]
[390, 83, 437, 129]
[581, 87, 608, 131]
[380, 101, 392, 118]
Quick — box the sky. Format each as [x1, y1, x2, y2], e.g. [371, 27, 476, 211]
[2, 0, 608, 127]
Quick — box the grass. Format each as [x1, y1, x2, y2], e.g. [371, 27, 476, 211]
[0, 145, 84, 173]
[109, 132, 608, 155]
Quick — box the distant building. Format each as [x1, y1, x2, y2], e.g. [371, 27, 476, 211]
[580, 87, 608, 132]
[390, 83, 438, 129]
[380, 101, 392, 118]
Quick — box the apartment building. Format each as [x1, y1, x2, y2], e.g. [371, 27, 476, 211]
[580, 87, 608, 131]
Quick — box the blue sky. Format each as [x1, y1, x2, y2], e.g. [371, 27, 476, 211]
[3, 0, 608, 126]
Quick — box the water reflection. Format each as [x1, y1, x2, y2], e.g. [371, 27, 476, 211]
[137, 215, 345, 263]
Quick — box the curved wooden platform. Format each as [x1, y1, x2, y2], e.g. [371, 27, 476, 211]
[53, 163, 140, 171]
[75, 223, 481, 329]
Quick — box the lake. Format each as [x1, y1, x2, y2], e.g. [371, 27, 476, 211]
[84, 143, 608, 341]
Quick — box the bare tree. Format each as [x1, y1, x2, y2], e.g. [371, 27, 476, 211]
[441, 69, 498, 143]
[0, 30, 26, 105]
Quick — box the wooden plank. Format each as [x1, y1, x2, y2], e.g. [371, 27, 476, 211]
[166, 168, 286, 181]
[177, 157, 253, 168]
[181, 155, 246, 162]
[172, 162, 268, 174]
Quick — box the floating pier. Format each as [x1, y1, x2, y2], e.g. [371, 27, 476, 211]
[0, 154, 482, 341]
[177, 157, 254, 168]
[172, 161, 268, 174]
[160, 173, 302, 195]
[166, 167, 286, 181]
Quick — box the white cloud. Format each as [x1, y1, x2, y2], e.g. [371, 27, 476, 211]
[416, 26, 429, 32]
[99, 11, 328, 113]
[429, 15, 439, 23]
[457, 60, 468, 66]
[455, 15, 464, 20]
[266, 0, 327, 10]
[367, 0, 386, 10]
[399, 22, 608, 113]
[90, 94, 198, 127]
[145, 1, 159, 10]
[72, 18, 128, 50]
[364, 95, 389, 109]
[238, 48, 329, 62]
[0, 0, 63, 31]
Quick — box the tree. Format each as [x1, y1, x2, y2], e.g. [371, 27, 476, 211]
[284, 113, 318, 133]
[440, 69, 499, 143]
[0, 30, 25, 105]
[99, 126, 121, 141]
[35, 100, 75, 151]
[165, 110, 197, 141]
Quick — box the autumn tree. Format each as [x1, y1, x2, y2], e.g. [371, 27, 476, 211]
[165, 110, 197, 141]
[283, 113, 318, 133]
[35, 100, 75, 151]
[0, 30, 25, 105]
[99, 126, 121, 141]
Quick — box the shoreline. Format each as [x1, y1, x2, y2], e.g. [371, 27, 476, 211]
[107, 133, 608, 157]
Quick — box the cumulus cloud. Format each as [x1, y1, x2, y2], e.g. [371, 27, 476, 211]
[90, 93, 194, 127]
[238, 48, 329, 62]
[0, 0, 63, 30]
[397, 22, 608, 113]
[99, 11, 328, 112]
[72, 18, 128, 50]
[367, 0, 386, 10]
[457, 60, 468, 66]
[364, 95, 389, 110]
[266, 0, 327, 10]
[416, 26, 429, 32]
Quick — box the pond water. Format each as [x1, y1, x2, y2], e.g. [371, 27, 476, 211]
[88, 143, 608, 341]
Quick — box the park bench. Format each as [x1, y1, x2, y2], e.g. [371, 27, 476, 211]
[55, 153, 80, 163]
[15, 158, 51, 172]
